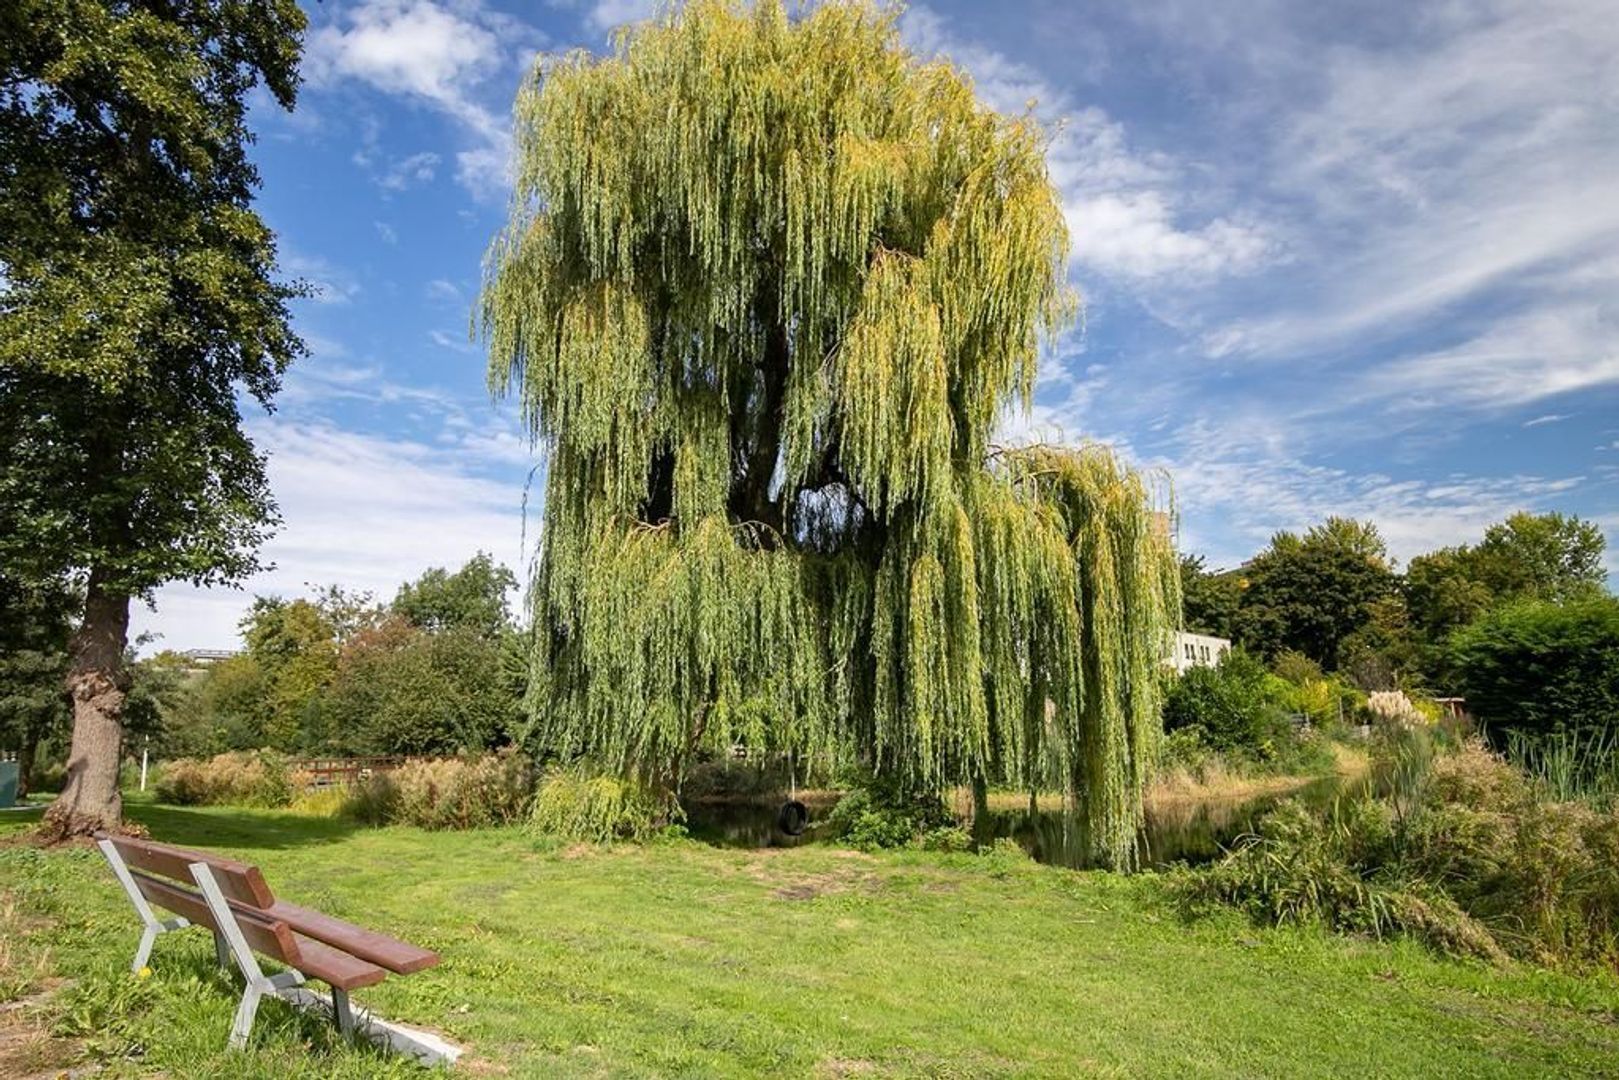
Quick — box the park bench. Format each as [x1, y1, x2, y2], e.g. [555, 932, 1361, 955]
[95, 833, 457, 1066]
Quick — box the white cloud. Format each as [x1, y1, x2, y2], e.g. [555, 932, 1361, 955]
[426, 278, 463, 303]
[309, 1, 499, 103]
[130, 422, 528, 653]
[1065, 192, 1270, 282]
[378, 150, 441, 190]
[282, 251, 361, 305]
[1524, 414, 1571, 428]
[1356, 306, 1619, 411]
[902, 6, 1273, 284]
[429, 329, 480, 356]
[307, 0, 537, 198]
[1149, 415, 1591, 570]
[373, 220, 398, 244]
[1202, 0, 1619, 372]
[587, 0, 660, 34]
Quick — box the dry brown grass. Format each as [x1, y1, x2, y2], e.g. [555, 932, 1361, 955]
[0, 892, 80, 1080]
[1146, 741, 1369, 809]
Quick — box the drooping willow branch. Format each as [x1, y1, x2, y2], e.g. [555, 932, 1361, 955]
[481, 0, 1179, 866]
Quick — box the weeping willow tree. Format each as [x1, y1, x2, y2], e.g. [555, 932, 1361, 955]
[481, 0, 1179, 865]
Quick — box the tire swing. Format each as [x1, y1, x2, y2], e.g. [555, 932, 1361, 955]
[777, 752, 809, 837]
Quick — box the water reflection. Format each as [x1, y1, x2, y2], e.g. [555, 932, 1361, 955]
[685, 773, 1366, 869]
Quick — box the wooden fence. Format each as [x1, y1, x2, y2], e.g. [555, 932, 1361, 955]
[288, 755, 410, 788]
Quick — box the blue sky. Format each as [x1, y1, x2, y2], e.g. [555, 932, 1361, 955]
[132, 0, 1619, 651]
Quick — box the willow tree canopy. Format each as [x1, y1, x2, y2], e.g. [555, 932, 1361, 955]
[481, 0, 1179, 865]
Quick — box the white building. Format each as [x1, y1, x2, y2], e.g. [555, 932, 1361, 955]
[1168, 631, 1230, 674]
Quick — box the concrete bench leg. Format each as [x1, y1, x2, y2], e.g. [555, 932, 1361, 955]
[332, 987, 356, 1038]
[97, 839, 189, 973]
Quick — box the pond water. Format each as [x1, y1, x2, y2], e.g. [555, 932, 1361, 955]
[683, 773, 1369, 870]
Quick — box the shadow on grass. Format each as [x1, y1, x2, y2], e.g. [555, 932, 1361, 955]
[126, 803, 367, 854]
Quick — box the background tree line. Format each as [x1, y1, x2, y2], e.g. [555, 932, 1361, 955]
[1179, 510, 1614, 749]
[3, 554, 529, 789]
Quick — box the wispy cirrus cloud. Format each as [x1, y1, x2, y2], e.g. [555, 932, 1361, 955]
[131, 421, 528, 651]
[1199, 0, 1619, 388]
[902, 6, 1276, 286]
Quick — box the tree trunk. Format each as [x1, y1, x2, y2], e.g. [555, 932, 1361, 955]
[41, 569, 130, 840]
[971, 772, 991, 846]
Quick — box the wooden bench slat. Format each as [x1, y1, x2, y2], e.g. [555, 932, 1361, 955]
[101, 834, 275, 908]
[130, 870, 294, 960]
[256, 900, 439, 975]
[285, 932, 390, 991]
[128, 872, 387, 991]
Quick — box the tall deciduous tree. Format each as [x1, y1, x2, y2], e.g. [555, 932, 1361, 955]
[1233, 518, 1398, 671]
[1179, 554, 1240, 639]
[481, 1, 1179, 865]
[394, 553, 518, 638]
[0, 0, 307, 836]
[1405, 511, 1607, 652]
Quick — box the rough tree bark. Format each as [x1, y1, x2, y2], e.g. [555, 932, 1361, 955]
[41, 567, 131, 839]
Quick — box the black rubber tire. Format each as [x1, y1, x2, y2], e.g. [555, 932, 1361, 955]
[777, 799, 809, 836]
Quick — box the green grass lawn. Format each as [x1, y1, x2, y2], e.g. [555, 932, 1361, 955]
[3, 799, 1618, 1078]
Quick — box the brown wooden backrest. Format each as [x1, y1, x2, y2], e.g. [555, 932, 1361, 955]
[98, 834, 276, 909]
[127, 869, 303, 968]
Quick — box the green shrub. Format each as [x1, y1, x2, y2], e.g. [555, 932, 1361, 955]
[1163, 651, 1293, 759]
[153, 750, 293, 807]
[1158, 726, 1214, 775]
[1174, 742, 1619, 970]
[1450, 596, 1619, 747]
[1271, 650, 1324, 685]
[285, 786, 348, 817]
[825, 778, 953, 851]
[918, 824, 974, 853]
[529, 766, 665, 843]
[342, 772, 398, 826]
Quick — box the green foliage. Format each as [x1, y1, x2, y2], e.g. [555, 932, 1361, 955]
[1505, 727, 1619, 806]
[153, 750, 293, 808]
[393, 552, 516, 637]
[1405, 511, 1607, 656]
[154, 652, 269, 757]
[1270, 649, 1323, 685]
[0, 0, 308, 597]
[322, 619, 520, 755]
[1179, 554, 1240, 639]
[1449, 596, 1619, 746]
[1162, 651, 1292, 758]
[1174, 797, 1505, 964]
[1474, 512, 1607, 605]
[346, 752, 536, 830]
[1231, 518, 1399, 671]
[1177, 742, 1619, 971]
[0, 571, 75, 774]
[153, 558, 528, 758]
[825, 775, 954, 850]
[529, 765, 666, 843]
[482, 0, 1178, 865]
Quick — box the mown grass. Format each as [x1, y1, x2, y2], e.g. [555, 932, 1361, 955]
[2, 797, 1618, 1078]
